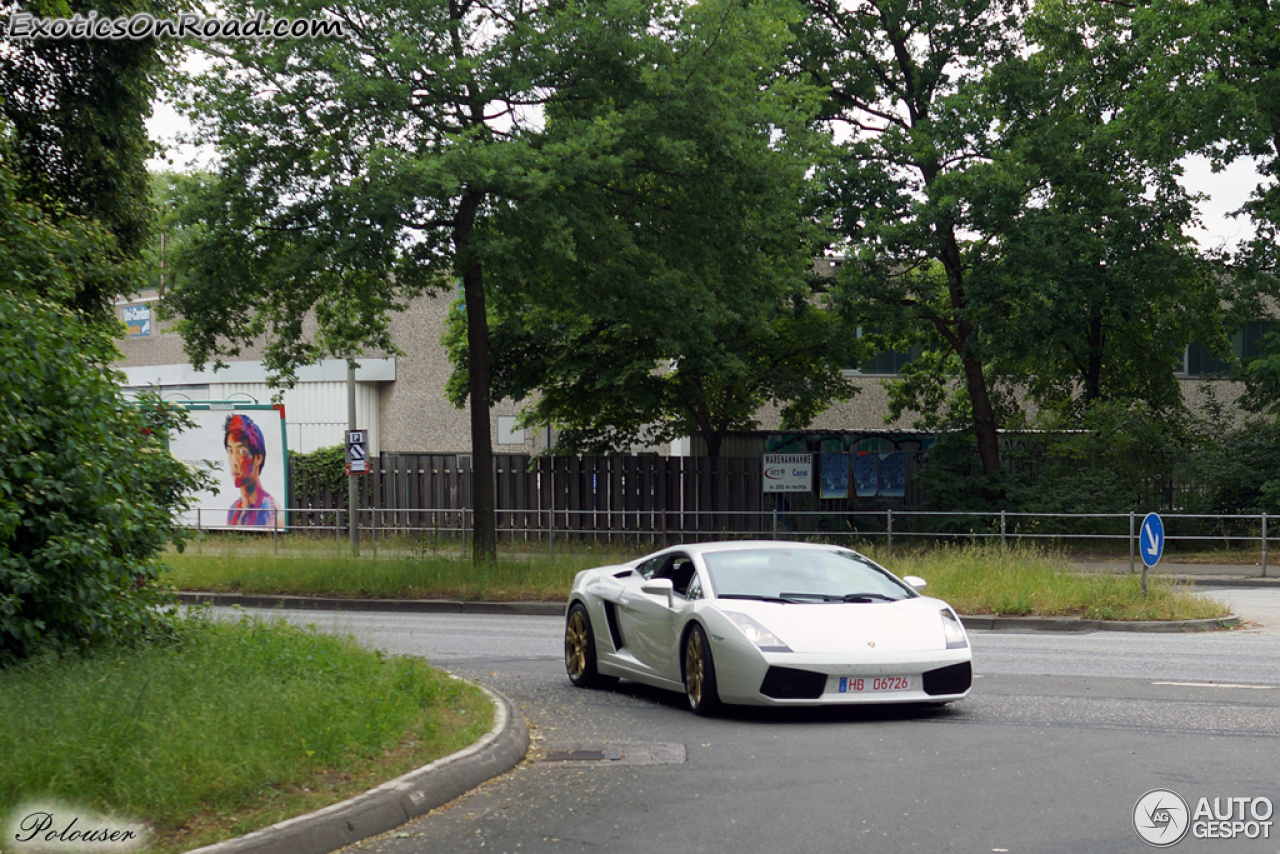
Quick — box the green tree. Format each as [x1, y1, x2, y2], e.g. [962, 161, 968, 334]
[0, 141, 205, 665]
[1095, 0, 1280, 410]
[802, 0, 1235, 490]
[797, 0, 1029, 476]
[443, 0, 862, 458]
[145, 170, 215, 293]
[164, 0, 602, 564]
[1109, 0, 1280, 270]
[1, 0, 177, 318]
[973, 3, 1228, 418]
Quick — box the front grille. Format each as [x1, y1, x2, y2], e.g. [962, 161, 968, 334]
[923, 661, 972, 696]
[760, 666, 827, 700]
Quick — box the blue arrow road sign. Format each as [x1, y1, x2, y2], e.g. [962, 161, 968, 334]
[1140, 512, 1165, 568]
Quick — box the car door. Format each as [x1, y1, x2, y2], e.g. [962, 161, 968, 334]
[616, 552, 694, 682]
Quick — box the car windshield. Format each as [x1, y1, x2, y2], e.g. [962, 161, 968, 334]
[702, 548, 914, 603]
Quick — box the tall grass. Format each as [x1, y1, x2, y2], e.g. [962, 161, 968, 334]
[163, 549, 619, 601]
[863, 544, 1228, 621]
[164, 539, 1230, 621]
[0, 614, 492, 853]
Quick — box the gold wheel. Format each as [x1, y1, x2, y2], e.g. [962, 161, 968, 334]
[565, 603, 615, 689]
[566, 608, 589, 679]
[685, 624, 721, 715]
[685, 632, 705, 706]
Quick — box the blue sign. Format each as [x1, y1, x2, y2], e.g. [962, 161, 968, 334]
[122, 304, 151, 337]
[1140, 512, 1165, 568]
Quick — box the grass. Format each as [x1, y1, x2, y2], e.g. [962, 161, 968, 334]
[164, 548, 602, 601]
[856, 544, 1229, 621]
[0, 614, 493, 853]
[163, 536, 1231, 621]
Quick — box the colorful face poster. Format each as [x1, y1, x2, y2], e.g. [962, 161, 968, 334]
[167, 405, 289, 529]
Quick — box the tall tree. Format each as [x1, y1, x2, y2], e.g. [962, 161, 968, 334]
[443, 0, 863, 458]
[974, 2, 1228, 418]
[1113, 0, 1280, 269]
[1, 0, 174, 318]
[1, 128, 204, 664]
[796, 0, 1029, 475]
[166, 0, 602, 564]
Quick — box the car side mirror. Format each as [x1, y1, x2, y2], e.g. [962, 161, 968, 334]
[641, 578, 675, 605]
[903, 575, 927, 590]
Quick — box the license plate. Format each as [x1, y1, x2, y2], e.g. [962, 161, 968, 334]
[838, 676, 913, 693]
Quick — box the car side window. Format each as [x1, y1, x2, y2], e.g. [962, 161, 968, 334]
[637, 555, 666, 580]
[685, 573, 703, 600]
[668, 556, 696, 597]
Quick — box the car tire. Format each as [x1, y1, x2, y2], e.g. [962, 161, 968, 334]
[684, 623, 722, 716]
[565, 602, 617, 689]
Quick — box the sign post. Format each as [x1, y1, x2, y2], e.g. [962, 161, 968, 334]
[344, 429, 369, 475]
[1139, 512, 1165, 595]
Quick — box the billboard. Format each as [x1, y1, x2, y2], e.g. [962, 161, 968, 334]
[122, 304, 152, 337]
[168, 403, 289, 529]
[763, 453, 813, 493]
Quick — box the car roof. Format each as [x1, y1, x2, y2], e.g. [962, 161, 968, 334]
[671, 540, 855, 557]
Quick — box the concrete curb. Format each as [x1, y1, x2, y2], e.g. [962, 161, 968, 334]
[177, 592, 1242, 632]
[178, 591, 564, 616]
[961, 615, 1241, 633]
[182, 684, 529, 854]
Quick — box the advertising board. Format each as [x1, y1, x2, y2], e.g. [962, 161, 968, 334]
[763, 453, 813, 493]
[168, 403, 289, 529]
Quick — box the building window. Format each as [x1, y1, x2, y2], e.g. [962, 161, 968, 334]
[848, 327, 917, 375]
[1183, 320, 1279, 377]
[497, 416, 525, 445]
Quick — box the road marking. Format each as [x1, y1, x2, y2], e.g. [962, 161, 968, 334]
[1153, 681, 1274, 690]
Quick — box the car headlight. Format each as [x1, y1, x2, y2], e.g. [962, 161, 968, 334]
[941, 608, 968, 649]
[726, 612, 792, 652]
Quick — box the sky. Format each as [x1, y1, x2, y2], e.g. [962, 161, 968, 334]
[1177, 155, 1262, 253]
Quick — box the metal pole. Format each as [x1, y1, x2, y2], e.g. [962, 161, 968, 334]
[1000, 510, 1006, 552]
[1129, 512, 1135, 574]
[887, 508, 893, 557]
[772, 507, 778, 540]
[347, 361, 359, 557]
[1263, 513, 1269, 579]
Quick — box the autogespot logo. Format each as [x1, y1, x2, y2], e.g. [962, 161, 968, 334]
[1134, 789, 1191, 847]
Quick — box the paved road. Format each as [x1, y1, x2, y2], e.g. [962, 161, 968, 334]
[211, 588, 1280, 854]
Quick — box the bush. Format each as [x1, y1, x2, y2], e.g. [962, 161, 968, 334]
[0, 291, 206, 664]
[0, 149, 205, 665]
[290, 444, 347, 506]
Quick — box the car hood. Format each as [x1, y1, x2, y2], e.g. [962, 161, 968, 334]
[712, 596, 950, 654]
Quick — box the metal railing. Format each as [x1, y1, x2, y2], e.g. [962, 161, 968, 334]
[183, 506, 1272, 576]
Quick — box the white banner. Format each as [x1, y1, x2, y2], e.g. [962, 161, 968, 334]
[763, 453, 813, 493]
[169, 406, 288, 529]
